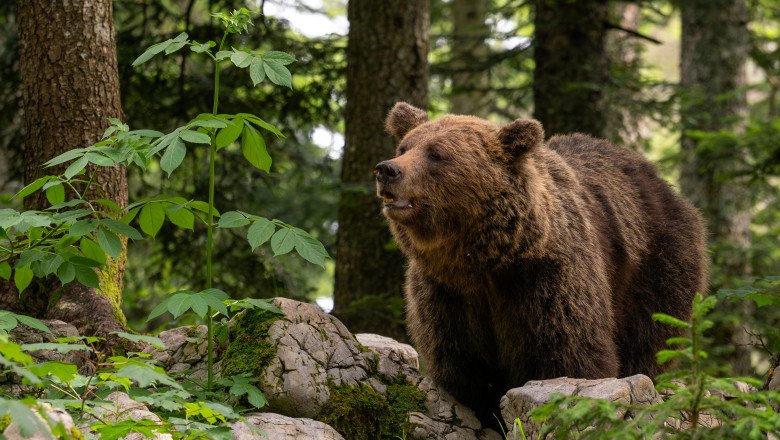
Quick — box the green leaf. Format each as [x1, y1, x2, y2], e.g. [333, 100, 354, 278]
[292, 228, 328, 267]
[129, 129, 164, 138]
[28, 361, 79, 383]
[70, 256, 103, 268]
[84, 152, 115, 167]
[230, 49, 253, 68]
[147, 302, 170, 322]
[179, 129, 212, 144]
[132, 40, 171, 67]
[57, 262, 76, 284]
[139, 203, 166, 238]
[115, 363, 182, 389]
[249, 59, 265, 86]
[270, 228, 295, 256]
[241, 125, 272, 172]
[656, 349, 684, 365]
[101, 219, 143, 240]
[165, 204, 195, 230]
[96, 228, 123, 259]
[652, 313, 691, 329]
[238, 113, 285, 138]
[191, 114, 228, 129]
[189, 294, 209, 318]
[15, 314, 51, 333]
[263, 60, 292, 88]
[74, 266, 100, 288]
[190, 40, 215, 53]
[160, 138, 186, 177]
[69, 219, 96, 237]
[2, 401, 49, 438]
[217, 211, 250, 228]
[216, 119, 243, 149]
[262, 51, 296, 65]
[198, 288, 229, 317]
[215, 50, 232, 60]
[15, 176, 52, 200]
[79, 238, 107, 265]
[44, 183, 65, 206]
[40, 254, 64, 276]
[64, 155, 89, 179]
[167, 291, 197, 318]
[247, 218, 275, 250]
[0, 262, 11, 280]
[112, 331, 165, 349]
[165, 40, 188, 55]
[14, 264, 34, 293]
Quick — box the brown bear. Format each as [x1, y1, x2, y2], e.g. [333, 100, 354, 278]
[374, 102, 708, 428]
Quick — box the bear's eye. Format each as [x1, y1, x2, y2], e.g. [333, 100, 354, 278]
[427, 149, 444, 162]
[397, 146, 408, 156]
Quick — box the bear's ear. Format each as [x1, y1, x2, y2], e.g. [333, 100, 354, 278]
[386, 102, 428, 141]
[498, 119, 544, 158]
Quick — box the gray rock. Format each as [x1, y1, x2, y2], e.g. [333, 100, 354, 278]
[356, 333, 420, 370]
[232, 413, 345, 440]
[3, 403, 75, 440]
[88, 391, 173, 440]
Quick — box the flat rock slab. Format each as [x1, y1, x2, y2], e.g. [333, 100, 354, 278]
[232, 413, 345, 440]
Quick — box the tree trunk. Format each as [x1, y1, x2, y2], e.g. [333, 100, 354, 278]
[679, 0, 752, 375]
[14, 0, 128, 337]
[533, 0, 609, 137]
[334, 0, 429, 341]
[450, 0, 490, 117]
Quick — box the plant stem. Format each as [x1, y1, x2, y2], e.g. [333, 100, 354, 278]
[206, 33, 227, 392]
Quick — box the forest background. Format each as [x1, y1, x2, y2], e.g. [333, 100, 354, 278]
[0, 0, 779, 381]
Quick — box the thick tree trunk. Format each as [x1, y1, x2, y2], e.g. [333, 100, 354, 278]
[679, 0, 752, 375]
[450, 0, 490, 117]
[532, 0, 609, 137]
[14, 0, 128, 336]
[334, 0, 428, 341]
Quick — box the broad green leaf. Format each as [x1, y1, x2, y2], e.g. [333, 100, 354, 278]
[200, 288, 229, 301]
[270, 228, 295, 256]
[165, 205, 194, 230]
[189, 294, 209, 318]
[28, 361, 78, 383]
[14, 264, 34, 293]
[217, 211, 249, 228]
[247, 218, 275, 250]
[64, 155, 89, 179]
[15, 314, 50, 333]
[0, 262, 11, 280]
[263, 60, 292, 88]
[74, 265, 100, 288]
[189, 200, 219, 216]
[15, 176, 52, 200]
[94, 198, 122, 213]
[101, 219, 143, 240]
[40, 254, 64, 276]
[112, 331, 165, 349]
[139, 203, 166, 237]
[238, 113, 285, 138]
[167, 292, 196, 318]
[215, 50, 232, 60]
[216, 119, 243, 148]
[172, 32, 189, 43]
[0, 209, 21, 229]
[190, 114, 228, 129]
[17, 249, 46, 268]
[241, 125, 271, 172]
[190, 40, 215, 53]
[129, 129, 164, 138]
[57, 262, 76, 284]
[84, 152, 115, 167]
[132, 40, 171, 67]
[262, 51, 296, 65]
[79, 238, 107, 265]
[160, 138, 186, 177]
[249, 59, 265, 86]
[147, 302, 170, 322]
[230, 49, 253, 68]
[179, 129, 211, 144]
[45, 183, 65, 206]
[70, 256, 103, 268]
[69, 219, 96, 237]
[92, 420, 159, 440]
[199, 288, 229, 317]
[292, 228, 328, 267]
[44, 148, 85, 167]
[96, 228, 123, 259]
[165, 40, 188, 54]
[115, 363, 182, 389]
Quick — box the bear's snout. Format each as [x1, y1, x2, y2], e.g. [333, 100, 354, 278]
[374, 160, 402, 184]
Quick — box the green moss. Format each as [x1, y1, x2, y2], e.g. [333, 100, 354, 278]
[220, 309, 281, 377]
[0, 414, 11, 431]
[97, 252, 128, 327]
[318, 374, 426, 440]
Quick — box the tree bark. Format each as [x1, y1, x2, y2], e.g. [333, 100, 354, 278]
[334, 0, 429, 341]
[450, 0, 490, 117]
[14, 0, 128, 336]
[679, 0, 752, 374]
[533, 0, 609, 137]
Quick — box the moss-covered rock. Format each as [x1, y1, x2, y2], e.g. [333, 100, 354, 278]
[221, 309, 281, 377]
[318, 374, 426, 440]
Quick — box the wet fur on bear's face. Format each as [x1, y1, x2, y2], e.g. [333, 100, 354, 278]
[377, 102, 544, 249]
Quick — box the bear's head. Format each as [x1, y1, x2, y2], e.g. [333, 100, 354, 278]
[376, 102, 544, 247]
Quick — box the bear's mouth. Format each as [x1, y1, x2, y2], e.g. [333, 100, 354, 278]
[380, 190, 413, 209]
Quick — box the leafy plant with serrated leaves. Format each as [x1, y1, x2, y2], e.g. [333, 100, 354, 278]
[527, 294, 780, 439]
[0, 315, 265, 439]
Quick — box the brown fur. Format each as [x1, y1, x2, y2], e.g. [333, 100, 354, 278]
[376, 102, 708, 428]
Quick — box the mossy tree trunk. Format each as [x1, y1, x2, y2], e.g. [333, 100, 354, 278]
[7, 0, 129, 336]
[450, 0, 490, 117]
[532, 0, 609, 137]
[679, 0, 752, 375]
[334, 0, 429, 341]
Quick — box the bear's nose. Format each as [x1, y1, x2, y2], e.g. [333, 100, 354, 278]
[374, 161, 401, 184]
